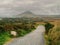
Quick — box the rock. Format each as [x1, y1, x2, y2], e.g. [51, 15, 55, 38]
[11, 31, 17, 36]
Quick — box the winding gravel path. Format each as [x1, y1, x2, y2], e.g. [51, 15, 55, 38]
[5, 25, 45, 45]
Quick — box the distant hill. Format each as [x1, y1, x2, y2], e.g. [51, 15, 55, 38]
[15, 11, 38, 18]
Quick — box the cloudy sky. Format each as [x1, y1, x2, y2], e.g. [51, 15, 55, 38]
[0, 0, 60, 17]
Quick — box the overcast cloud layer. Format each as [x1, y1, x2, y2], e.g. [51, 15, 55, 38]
[0, 0, 60, 17]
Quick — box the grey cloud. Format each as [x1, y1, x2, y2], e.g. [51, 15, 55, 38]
[0, 0, 60, 17]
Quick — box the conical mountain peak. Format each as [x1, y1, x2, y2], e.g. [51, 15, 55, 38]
[21, 11, 34, 14]
[15, 11, 37, 18]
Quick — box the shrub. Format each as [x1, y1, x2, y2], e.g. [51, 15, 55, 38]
[15, 29, 35, 37]
[0, 26, 5, 33]
[45, 22, 54, 34]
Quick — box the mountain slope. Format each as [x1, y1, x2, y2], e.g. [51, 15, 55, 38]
[15, 11, 38, 18]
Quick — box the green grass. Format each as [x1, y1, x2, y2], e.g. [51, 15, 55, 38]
[0, 32, 11, 45]
[16, 28, 35, 37]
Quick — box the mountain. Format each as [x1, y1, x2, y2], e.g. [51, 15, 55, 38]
[15, 11, 38, 18]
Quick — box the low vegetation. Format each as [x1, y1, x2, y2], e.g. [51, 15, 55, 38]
[45, 21, 60, 45]
[0, 18, 41, 45]
[45, 22, 54, 34]
[0, 32, 11, 45]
